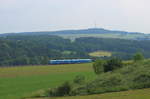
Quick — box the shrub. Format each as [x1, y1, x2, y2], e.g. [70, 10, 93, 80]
[93, 60, 106, 74]
[104, 58, 123, 72]
[101, 74, 123, 87]
[49, 81, 71, 96]
[73, 75, 85, 84]
[133, 52, 144, 62]
[132, 73, 150, 89]
[71, 73, 127, 95]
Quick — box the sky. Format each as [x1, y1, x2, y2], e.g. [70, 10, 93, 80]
[0, 0, 150, 33]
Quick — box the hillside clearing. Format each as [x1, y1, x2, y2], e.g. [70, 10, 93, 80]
[89, 51, 112, 57]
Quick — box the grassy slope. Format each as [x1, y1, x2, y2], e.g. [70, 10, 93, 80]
[29, 60, 150, 99]
[0, 63, 95, 99]
[31, 88, 150, 99]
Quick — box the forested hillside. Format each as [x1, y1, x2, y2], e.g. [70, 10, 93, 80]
[1, 35, 150, 66]
[0, 35, 88, 66]
[1, 28, 150, 40]
[75, 37, 150, 58]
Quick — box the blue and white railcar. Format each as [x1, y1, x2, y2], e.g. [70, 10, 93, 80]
[50, 59, 92, 64]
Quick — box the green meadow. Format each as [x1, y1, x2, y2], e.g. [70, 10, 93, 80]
[1, 60, 150, 99]
[0, 63, 96, 99]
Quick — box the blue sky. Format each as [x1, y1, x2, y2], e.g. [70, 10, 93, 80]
[0, 0, 150, 33]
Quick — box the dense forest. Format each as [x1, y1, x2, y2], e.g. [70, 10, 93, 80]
[75, 37, 150, 58]
[1, 35, 150, 66]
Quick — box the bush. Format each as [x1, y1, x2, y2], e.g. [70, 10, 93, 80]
[101, 73, 123, 87]
[133, 52, 144, 62]
[49, 81, 71, 96]
[132, 73, 150, 89]
[71, 73, 127, 95]
[104, 58, 123, 72]
[93, 60, 106, 75]
[73, 75, 85, 84]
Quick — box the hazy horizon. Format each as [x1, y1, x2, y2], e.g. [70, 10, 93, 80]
[0, 27, 147, 35]
[0, 0, 150, 34]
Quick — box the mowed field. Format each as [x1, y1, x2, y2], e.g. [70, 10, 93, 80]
[0, 63, 95, 99]
[29, 88, 150, 99]
[89, 51, 112, 57]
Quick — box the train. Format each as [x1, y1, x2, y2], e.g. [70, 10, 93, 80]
[49, 59, 92, 64]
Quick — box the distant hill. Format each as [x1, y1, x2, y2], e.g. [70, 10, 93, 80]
[1, 28, 150, 40]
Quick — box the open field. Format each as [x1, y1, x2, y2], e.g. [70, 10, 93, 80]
[0, 63, 95, 99]
[28, 88, 150, 99]
[89, 51, 112, 57]
[1, 60, 150, 99]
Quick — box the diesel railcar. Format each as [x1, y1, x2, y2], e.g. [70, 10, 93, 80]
[50, 59, 92, 64]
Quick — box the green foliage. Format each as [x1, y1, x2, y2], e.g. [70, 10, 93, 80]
[0, 35, 89, 66]
[104, 58, 123, 72]
[132, 72, 150, 89]
[133, 52, 144, 62]
[1, 35, 150, 66]
[93, 58, 123, 74]
[47, 59, 150, 98]
[84, 73, 126, 94]
[93, 60, 105, 74]
[73, 75, 85, 84]
[49, 82, 72, 96]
